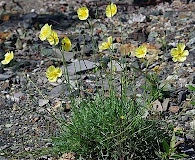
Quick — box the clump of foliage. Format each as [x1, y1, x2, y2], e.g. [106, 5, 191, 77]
[53, 95, 171, 159]
[1, 1, 190, 159]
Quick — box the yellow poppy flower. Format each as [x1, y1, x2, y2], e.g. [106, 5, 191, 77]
[77, 7, 89, 20]
[46, 65, 62, 82]
[135, 45, 147, 58]
[171, 43, 189, 62]
[61, 37, 71, 51]
[39, 23, 52, 41]
[47, 30, 59, 46]
[99, 36, 113, 51]
[106, 3, 117, 18]
[1, 51, 14, 65]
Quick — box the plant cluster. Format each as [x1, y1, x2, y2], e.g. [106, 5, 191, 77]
[1, 2, 192, 160]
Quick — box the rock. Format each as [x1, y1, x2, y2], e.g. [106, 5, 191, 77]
[0, 1, 6, 7]
[178, 90, 188, 104]
[190, 120, 195, 130]
[15, 38, 23, 50]
[0, 48, 5, 60]
[181, 115, 189, 122]
[0, 156, 8, 160]
[148, 31, 158, 42]
[0, 66, 4, 74]
[32, 14, 74, 30]
[75, 35, 92, 44]
[41, 48, 55, 57]
[20, 12, 38, 20]
[169, 106, 179, 113]
[128, 13, 146, 24]
[38, 99, 49, 107]
[18, 12, 38, 29]
[48, 84, 69, 98]
[66, 60, 99, 75]
[6, 91, 24, 102]
[186, 37, 195, 46]
[55, 49, 75, 62]
[108, 60, 124, 72]
[0, 74, 15, 81]
[81, 45, 94, 57]
[186, 109, 195, 115]
[5, 123, 13, 128]
[37, 77, 48, 84]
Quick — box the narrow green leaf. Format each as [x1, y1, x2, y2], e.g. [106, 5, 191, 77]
[171, 153, 188, 158]
[162, 139, 170, 153]
[170, 132, 176, 149]
[187, 85, 195, 91]
[190, 101, 195, 106]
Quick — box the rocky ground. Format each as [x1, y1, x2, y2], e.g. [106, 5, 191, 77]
[0, 0, 195, 159]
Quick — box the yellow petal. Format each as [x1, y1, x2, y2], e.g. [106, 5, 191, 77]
[77, 7, 89, 20]
[46, 65, 62, 82]
[47, 65, 55, 72]
[39, 23, 52, 41]
[99, 42, 109, 51]
[177, 43, 185, 52]
[99, 36, 113, 51]
[62, 37, 72, 51]
[48, 77, 58, 82]
[171, 43, 189, 62]
[1, 59, 9, 65]
[56, 67, 62, 77]
[106, 3, 117, 18]
[135, 45, 147, 58]
[170, 48, 178, 57]
[178, 56, 187, 62]
[1, 51, 14, 65]
[172, 57, 178, 62]
[47, 30, 59, 45]
[183, 50, 189, 56]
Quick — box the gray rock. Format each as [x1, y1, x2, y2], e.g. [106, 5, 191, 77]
[108, 60, 124, 72]
[55, 49, 75, 62]
[186, 37, 195, 46]
[38, 99, 49, 107]
[37, 77, 48, 84]
[0, 156, 8, 160]
[186, 109, 195, 115]
[178, 91, 187, 104]
[81, 45, 94, 57]
[48, 84, 69, 98]
[181, 115, 189, 122]
[0, 67, 4, 74]
[128, 13, 146, 24]
[13, 91, 24, 101]
[66, 60, 99, 75]
[0, 74, 15, 81]
[148, 31, 158, 42]
[20, 12, 38, 20]
[41, 48, 55, 57]
[5, 123, 13, 128]
[190, 120, 195, 130]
